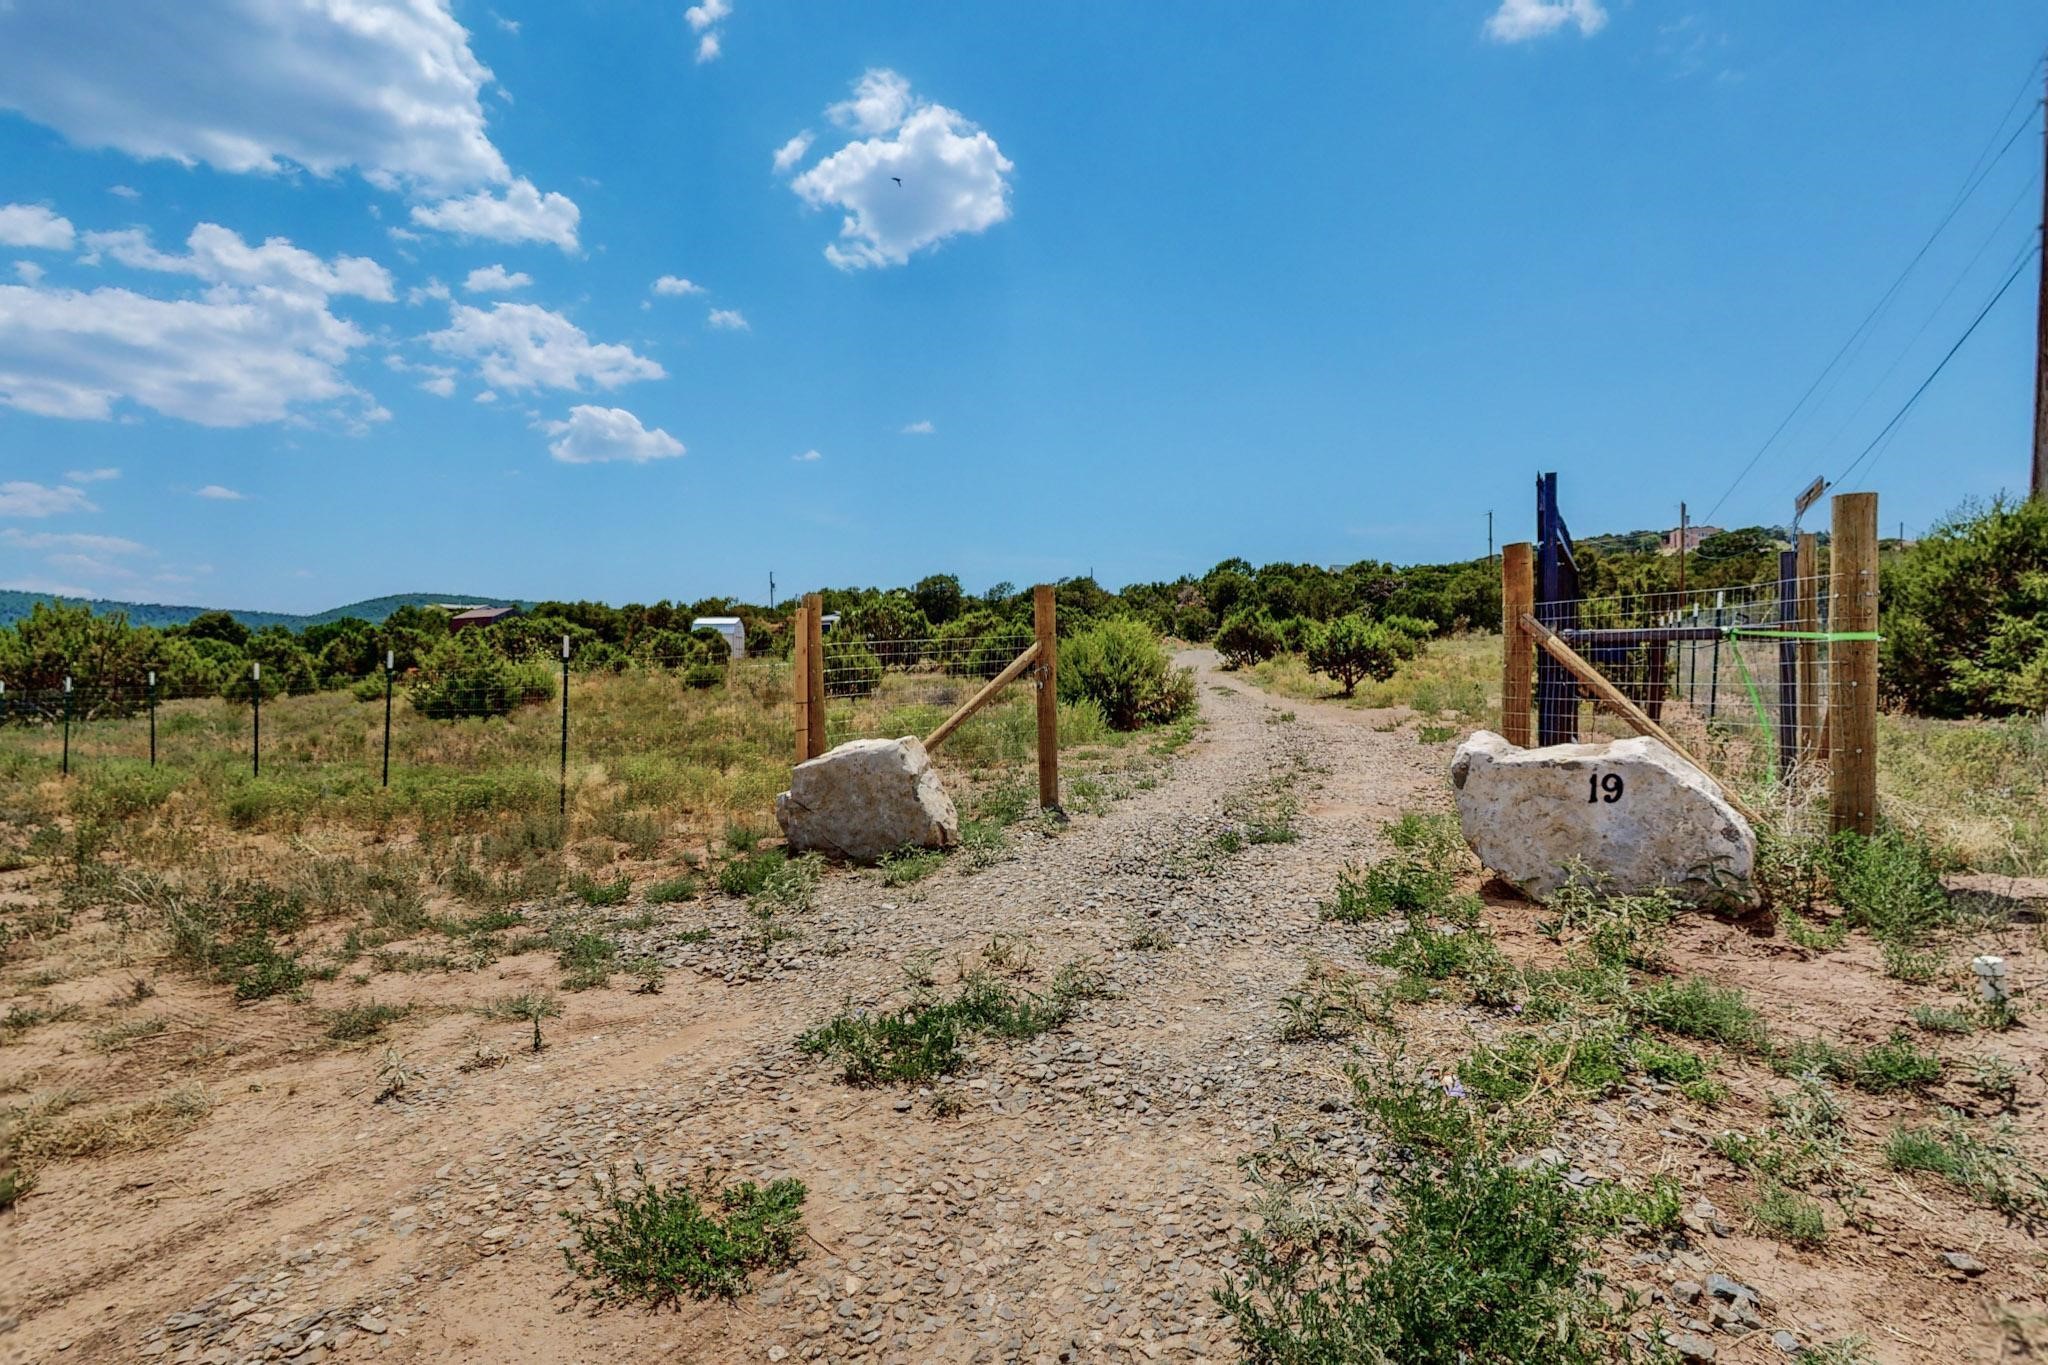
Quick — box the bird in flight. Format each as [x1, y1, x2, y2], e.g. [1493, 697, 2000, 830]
[891, 176, 902, 186]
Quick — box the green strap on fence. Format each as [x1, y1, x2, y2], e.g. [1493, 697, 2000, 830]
[1720, 626, 1883, 766]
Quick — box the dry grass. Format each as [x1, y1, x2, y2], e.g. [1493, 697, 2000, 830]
[3, 1084, 212, 1164]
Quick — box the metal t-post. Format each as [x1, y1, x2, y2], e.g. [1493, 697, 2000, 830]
[250, 662, 261, 777]
[61, 676, 72, 777]
[381, 650, 394, 788]
[558, 636, 570, 820]
[148, 670, 157, 767]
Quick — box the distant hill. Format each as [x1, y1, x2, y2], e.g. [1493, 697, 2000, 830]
[0, 590, 523, 631]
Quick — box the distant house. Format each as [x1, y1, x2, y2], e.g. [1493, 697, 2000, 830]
[820, 612, 842, 634]
[448, 605, 520, 633]
[1662, 525, 1722, 555]
[690, 616, 746, 659]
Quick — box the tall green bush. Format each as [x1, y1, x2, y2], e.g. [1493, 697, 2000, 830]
[409, 632, 557, 719]
[1883, 498, 2048, 717]
[1212, 610, 1283, 668]
[1057, 617, 1194, 729]
[1306, 615, 1404, 696]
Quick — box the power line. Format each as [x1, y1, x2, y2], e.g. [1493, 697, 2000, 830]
[1835, 239, 2041, 490]
[1699, 53, 2045, 525]
[1809, 167, 2041, 468]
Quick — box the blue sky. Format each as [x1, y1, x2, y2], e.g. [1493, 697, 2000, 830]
[1, 1, 2043, 613]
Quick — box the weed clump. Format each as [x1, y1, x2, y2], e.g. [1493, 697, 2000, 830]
[1633, 977, 1770, 1054]
[561, 1165, 806, 1308]
[1886, 1110, 2048, 1229]
[1216, 1065, 1625, 1363]
[799, 965, 1107, 1086]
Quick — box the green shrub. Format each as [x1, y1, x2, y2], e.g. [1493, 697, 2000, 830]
[326, 1002, 412, 1041]
[1634, 977, 1769, 1053]
[820, 640, 883, 698]
[561, 1166, 807, 1307]
[1057, 617, 1194, 730]
[644, 873, 700, 904]
[1213, 610, 1283, 668]
[1303, 614, 1404, 696]
[718, 848, 786, 897]
[1881, 496, 2048, 717]
[409, 632, 557, 720]
[1217, 1066, 1615, 1363]
[1824, 829, 1950, 944]
[572, 873, 632, 907]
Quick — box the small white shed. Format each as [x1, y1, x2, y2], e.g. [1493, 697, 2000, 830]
[690, 616, 746, 659]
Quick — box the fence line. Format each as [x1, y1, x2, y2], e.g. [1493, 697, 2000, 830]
[1502, 486, 1879, 832]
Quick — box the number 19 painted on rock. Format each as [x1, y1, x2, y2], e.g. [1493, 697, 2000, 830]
[1587, 772, 1623, 804]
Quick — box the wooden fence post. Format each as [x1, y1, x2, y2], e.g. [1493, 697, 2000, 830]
[792, 604, 813, 764]
[1034, 584, 1059, 810]
[1795, 532, 1820, 769]
[804, 592, 827, 760]
[1829, 493, 1879, 836]
[1501, 543, 1533, 746]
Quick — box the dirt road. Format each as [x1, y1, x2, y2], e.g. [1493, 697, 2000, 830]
[11, 649, 2038, 1363]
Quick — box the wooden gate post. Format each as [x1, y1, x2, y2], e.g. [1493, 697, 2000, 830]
[1501, 543, 1533, 746]
[1794, 532, 1820, 768]
[1828, 493, 1879, 836]
[803, 593, 827, 760]
[792, 603, 813, 764]
[1034, 584, 1059, 810]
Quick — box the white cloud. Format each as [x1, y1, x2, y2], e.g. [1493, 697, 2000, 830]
[540, 405, 684, 464]
[0, 203, 76, 249]
[901, 419, 934, 435]
[0, 482, 96, 517]
[82, 222, 394, 300]
[63, 467, 120, 483]
[1485, 0, 1608, 42]
[772, 131, 815, 174]
[418, 373, 456, 397]
[194, 484, 245, 500]
[1, 528, 146, 555]
[685, 0, 732, 31]
[828, 69, 914, 136]
[108, 185, 140, 200]
[464, 263, 532, 293]
[474, 390, 498, 403]
[0, 0, 508, 194]
[792, 448, 821, 463]
[0, 277, 375, 427]
[411, 178, 580, 252]
[424, 302, 664, 392]
[14, 261, 43, 285]
[789, 72, 1014, 269]
[686, 0, 730, 62]
[707, 307, 749, 331]
[407, 278, 452, 306]
[651, 274, 704, 296]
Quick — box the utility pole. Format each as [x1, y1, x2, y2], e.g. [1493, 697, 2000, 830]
[2034, 59, 2047, 501]
[1677, 501, 1688, 599]
[769, 571, 777, 609]
[1486, 509, 1494, 562]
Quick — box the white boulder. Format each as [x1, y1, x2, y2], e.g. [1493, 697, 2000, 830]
[1450, 730, 1756, 906]
[775, 736, 959, 863]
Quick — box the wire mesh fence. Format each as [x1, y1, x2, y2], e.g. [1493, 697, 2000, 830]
[818, 627, 1039, 751]
[0, 654, 794, 808]
[1527, 574, 1835, 787]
